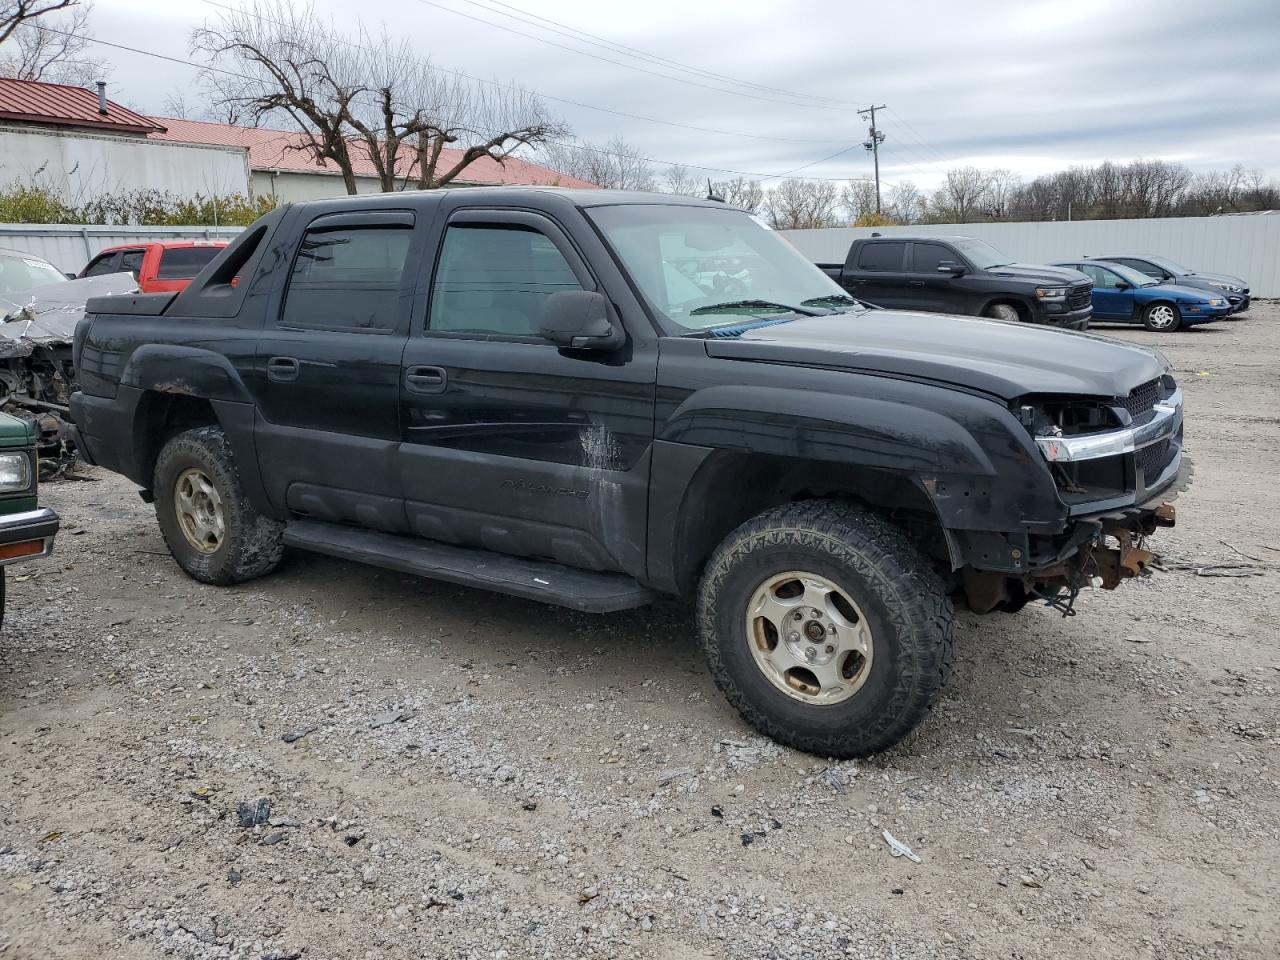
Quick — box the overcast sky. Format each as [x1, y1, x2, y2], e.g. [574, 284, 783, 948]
[88, 0, 1280, 189]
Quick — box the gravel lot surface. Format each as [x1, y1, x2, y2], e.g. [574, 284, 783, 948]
[2, 305, 1278, 960]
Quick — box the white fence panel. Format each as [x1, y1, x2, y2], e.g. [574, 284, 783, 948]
[781, 215, 1280, 297]
[0, 223, 244, 274]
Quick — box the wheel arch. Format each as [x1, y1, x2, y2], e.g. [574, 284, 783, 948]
[980, 297, 1032, 322]
[661, 450, 960, 597]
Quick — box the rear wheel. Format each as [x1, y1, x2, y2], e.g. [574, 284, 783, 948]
[983, 303, 1021, 323]
[1142, 302, 1181, 331]
[154, 426, 284, 585]
[697, 501, 955, 758]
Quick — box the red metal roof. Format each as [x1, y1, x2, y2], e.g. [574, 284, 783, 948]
[149, 117, 596, 189]
[0, 77, 165, 135]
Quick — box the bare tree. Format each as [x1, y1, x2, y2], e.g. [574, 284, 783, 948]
[192, 1, 563, 195]
[1, 0, 74, 46]
[709, 176, 763, 212]
[839, 179, 879, 223]
[886, 180, 922, 224]
[0, 0, 107, 84]
[540, 136, 655, 190]
[938, 166, 991, 223]
[982, 168, 1020, 220]
[663, 164, 700, 196]
[764, 178, 840, 229]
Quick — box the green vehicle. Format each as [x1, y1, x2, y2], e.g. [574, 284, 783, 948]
[0, 412, 58, 623]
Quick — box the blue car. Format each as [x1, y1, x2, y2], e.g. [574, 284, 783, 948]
[1051, 260, 1229, 331]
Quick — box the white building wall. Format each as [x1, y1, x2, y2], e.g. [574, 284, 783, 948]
[0, 124, 251, 201]
[781, 215, 1280, 297]
[252, 169, 397, 203]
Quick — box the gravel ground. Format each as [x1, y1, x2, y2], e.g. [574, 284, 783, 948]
[2, 305, 1278, 960]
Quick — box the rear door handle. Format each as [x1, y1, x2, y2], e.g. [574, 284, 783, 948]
[908, 280, 926, 286]
[405, 365, 447, 394]
[266, 356, 299, 382]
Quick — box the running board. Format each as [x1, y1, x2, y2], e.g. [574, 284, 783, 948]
[283, 520, 655, 614]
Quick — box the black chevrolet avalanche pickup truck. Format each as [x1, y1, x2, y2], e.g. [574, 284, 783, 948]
[70, 190, 1186, 757]
[819, 235, 1094, 329]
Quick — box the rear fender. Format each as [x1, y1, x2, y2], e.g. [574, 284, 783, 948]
[120, 344, 252, 403]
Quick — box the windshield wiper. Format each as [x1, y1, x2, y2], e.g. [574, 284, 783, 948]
[800, 294, 866, 310]
[689, 298, 820, 317]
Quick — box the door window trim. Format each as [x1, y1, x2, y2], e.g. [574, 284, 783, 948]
[421, 208, 598, 343]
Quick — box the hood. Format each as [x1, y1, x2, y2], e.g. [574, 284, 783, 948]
[1177, 270, 1247, 289]
[0, 272, 137, 357]
[703, 310, 1165, 400]
[984, 262, 1090, 285]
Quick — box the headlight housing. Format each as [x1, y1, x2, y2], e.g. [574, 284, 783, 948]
[1035, 287, 1067, 299]
[1206, 281, 1239, 292]
[0, 452, 32, 492]
[1208, 298, 1226, 306]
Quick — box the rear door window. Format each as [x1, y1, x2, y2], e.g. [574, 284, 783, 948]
[1114, 258, 1159, 278]
[157, 246, 223, 279]
[117, 248, 146, 278]
[281, 222, 413, 332]
[82, 251, 120, 277]
[856, 241, 907, 272]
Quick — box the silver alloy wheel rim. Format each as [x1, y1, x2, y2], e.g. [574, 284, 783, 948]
[175, 467, 225, 554]
[745, 571, 874, 706]
[1148, 305, 1176, 329]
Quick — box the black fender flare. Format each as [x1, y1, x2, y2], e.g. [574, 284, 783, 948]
[119, 344, 253, 403]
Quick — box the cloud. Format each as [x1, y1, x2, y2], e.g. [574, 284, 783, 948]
[89, 0, 1280, 188]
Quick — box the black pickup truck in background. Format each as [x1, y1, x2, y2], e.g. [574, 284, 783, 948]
[818, 235, 1094, 329]
[71, 190, 1185, 758]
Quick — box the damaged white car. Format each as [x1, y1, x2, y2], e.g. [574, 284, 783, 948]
[0, 247, 136, 471]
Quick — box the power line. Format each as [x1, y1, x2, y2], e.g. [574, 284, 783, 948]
[884, 107, 954, 168]
[448, 0, 850, 107]
[408, 0, 848, 112]
[195, 0, 845, 146]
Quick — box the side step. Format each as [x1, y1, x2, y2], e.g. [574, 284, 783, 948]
[283, 520, 655, 614]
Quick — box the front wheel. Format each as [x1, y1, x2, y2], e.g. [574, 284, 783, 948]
[153, 426, 284, 585]
[983, 303, 1021, 323]
[1143, 302, 1181, 331]
[697, 501, 955, 758]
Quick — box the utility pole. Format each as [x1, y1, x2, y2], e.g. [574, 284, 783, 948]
[859, 104, 887, 214]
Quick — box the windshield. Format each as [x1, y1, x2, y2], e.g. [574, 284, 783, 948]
[0, 252, 65, 296]
[586, 204, 859, 331]
[950, 238, 1010, 269]
[1145, 254, 1190, 275]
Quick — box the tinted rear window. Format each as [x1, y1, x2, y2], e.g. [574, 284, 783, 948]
[157, 246, 223, 279]
[281, 224, 412, 332]
[856, 241, 906, 272]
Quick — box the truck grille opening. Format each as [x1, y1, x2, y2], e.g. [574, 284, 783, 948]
[1112, 378, 1161, 422]
[1136, 438, 1174, 479]
[1068, 285, 1092, 310]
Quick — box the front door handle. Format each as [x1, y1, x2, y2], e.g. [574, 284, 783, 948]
[908, 280, 926, 286]
[405, 365, 447, 394]
[266, 356, 299, 382]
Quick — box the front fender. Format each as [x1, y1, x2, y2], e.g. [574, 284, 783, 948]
[119, 344, 252, 403]
[661, 384, 997, 476]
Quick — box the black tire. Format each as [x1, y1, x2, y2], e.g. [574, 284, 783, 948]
[1142, 301, 1182, 331]
[697, 500, 955, 758]
[153, 426, 284, 585]
[983, 303, 1021, 323]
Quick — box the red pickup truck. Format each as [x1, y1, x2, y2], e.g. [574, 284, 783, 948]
[79, 240, 229, 293]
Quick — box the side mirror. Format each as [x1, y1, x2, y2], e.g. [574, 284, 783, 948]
[64, 272, 78, 280]
[1113, 281, 1130, 290]
[937, 261, 965, 275]
[539, 290, 624, 350]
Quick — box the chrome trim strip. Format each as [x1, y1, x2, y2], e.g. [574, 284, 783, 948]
[1036, 387, 1182, 463]
[0, 507, 59, 527]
